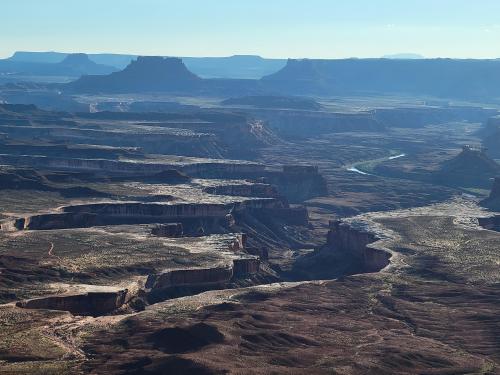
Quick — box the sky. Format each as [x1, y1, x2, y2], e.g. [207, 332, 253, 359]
[2, 0, 500, 59]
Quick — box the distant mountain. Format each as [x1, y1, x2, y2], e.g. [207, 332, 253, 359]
[67, 56, 202, 93]
[382, 53, 424, 59]
[262, 58, 500, 99]
[7, 51, 285, 79]
[0, 53, 116, 78]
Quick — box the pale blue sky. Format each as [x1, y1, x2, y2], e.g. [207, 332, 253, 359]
[2, 0, 500, 59]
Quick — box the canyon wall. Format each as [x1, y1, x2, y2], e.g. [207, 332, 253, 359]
[145, 266, 233, 290]
[251, 109, 384, 138]
[327, 220, 390, 272]
[16, 199, 287, 230]
[16, 289, 128, 316]
[266, 165, 328, 202]
[0, 154, 265, 177]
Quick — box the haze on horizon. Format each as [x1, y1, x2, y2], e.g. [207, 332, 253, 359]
[2, 0, 500, 60]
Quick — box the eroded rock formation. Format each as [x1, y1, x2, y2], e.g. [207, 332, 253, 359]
[151, 223, 184, 237]
[16, 289, 128, 316]
[434, 146, 500, 188]
[327, 220, 390, 272]
[266, 165, 328, 202]
[68, 56, 202, 93]
[481, 177, 500, 211]
[15, 199, 288, 230]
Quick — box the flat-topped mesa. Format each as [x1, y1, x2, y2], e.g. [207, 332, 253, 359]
[145, 266, 233, 290]
[15, 199, 287, 230]
[481, 177, 500, 211]
[16, 288, 128, 317]
[327, 220, 390, 273]
[67, 56, 202, 93]
[145, 256, 260, 303]
[261, 58, 500, 99]
[0, 154, 264, 178]
[145, 257, 260, 296]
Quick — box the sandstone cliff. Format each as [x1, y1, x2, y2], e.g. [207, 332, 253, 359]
[16, 289, 128, 316]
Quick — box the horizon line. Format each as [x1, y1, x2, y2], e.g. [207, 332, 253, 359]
[3, 50, 500, 61]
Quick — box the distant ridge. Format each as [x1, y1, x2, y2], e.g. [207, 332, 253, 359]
[262, 58, 500, 99]
[0, 52, 116, 78]
[7, 51, 286, 79]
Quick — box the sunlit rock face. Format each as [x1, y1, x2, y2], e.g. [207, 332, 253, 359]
[16, 289, 128, 316]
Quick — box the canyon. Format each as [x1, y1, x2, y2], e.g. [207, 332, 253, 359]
[0, 54, 499, 374]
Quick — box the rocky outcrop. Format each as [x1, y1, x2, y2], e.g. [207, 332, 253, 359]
[145, 266, 233, 290]
[0, 124, 222, 157]
[266, 165, 328, 202]
[16, 289, 128, 316]
[151, 223, 184, 237]
[232, 258, 260, 277]
[0, 154, 264, 177]
[481, 177, 500, 211]
[145, 256, 260, 303]
[327, 220, 390, 272]
[16, 199, 286, 230]
[245, 246, 269, 260]
[146, 257, 260, 291]
[433, 146, 500, 188]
